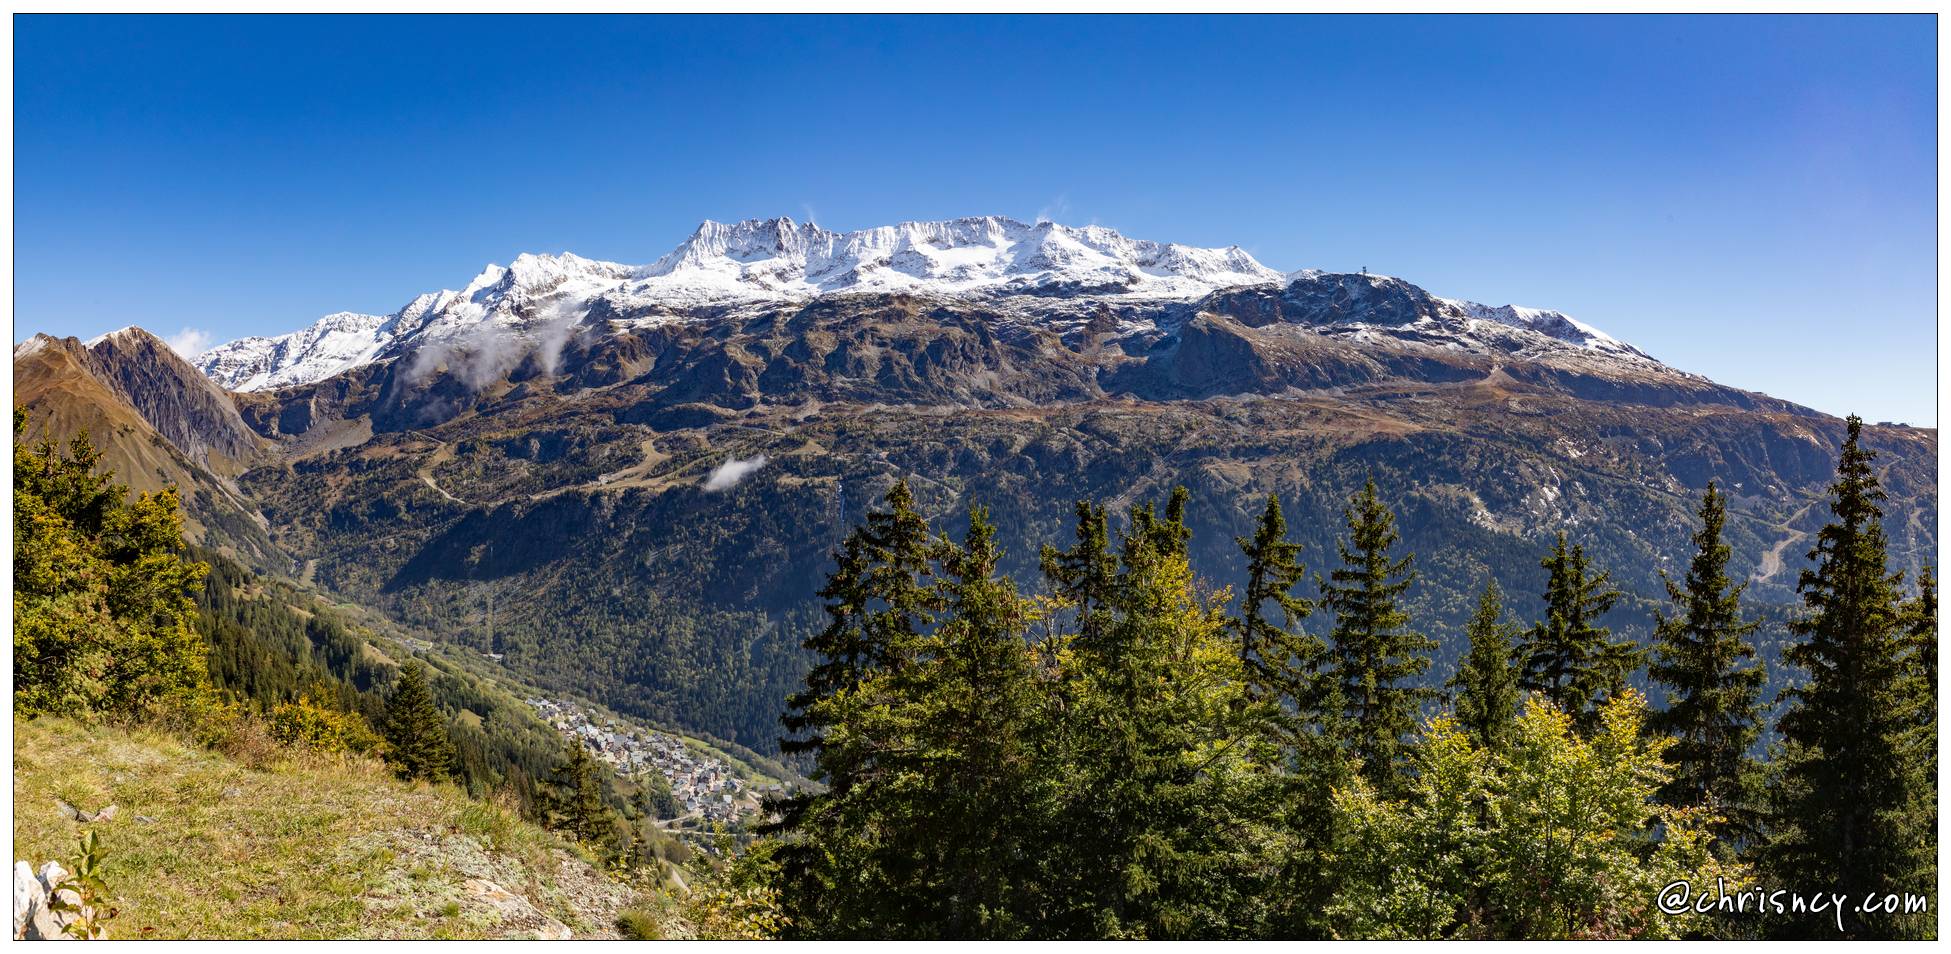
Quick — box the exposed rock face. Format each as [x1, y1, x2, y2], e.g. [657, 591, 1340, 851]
[461, 880, 571, 941]
[80, 328, 261, 469]
[14, 861, 40, 939]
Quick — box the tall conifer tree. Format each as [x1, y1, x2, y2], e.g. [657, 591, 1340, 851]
[909, 507, 1045, 938]
[1516, 533, 1641, 733]
[1040, 500, 1118, 653]
[383, 660, 453, 782]
[1447, 578, 1520, 753]
[1231, 492, 1345, 939]
[1898, 566, 1939, 939]
[1318, 479, 1433, 796]
[1765, 416, 1922, 939]
[781, 480, 940, 776]
[1646, 483, 1763, 846]
[774, 480, 945, 934]
[1054, 489, 1273, 938]
[547, 743, 613, 845]
[1231, 493, 1320, 706]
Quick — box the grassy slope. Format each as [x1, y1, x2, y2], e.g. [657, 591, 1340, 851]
[12, 718, 644, 940]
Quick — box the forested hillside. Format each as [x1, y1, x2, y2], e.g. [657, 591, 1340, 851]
[10, 411, 775, 938]
[729, 416, 1936, 940]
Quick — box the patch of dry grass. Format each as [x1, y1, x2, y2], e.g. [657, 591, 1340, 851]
[12, 717, 638, 939]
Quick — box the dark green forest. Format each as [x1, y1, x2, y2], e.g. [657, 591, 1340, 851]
[736, 415, 1937, 939]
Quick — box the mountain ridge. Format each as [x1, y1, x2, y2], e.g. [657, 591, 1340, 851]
[194, 217, 1650, 393]
[16, 218, 1934, 755]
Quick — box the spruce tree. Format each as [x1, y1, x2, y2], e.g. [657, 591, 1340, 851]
[1646, 483, 1764, 849]
[1231, 493, 1320, 706]
[1899, 565, 1938, 777]
[547, 743, 613, 845]
[1040, 500, 1118, 653]
[1515, 533, 1641, 734]
[1447, 577, 1520, 753]
[1318, 479, 1434, 796]
[781, 479, 941, 777]
[911, 507, 1045, 938]
[1231, 492, 1345, 939]
[1055, 489, 1275, 938]
[1764, 416, 1922, 939]
[772, 480, 948, 936]
[1898, 566, 1938, 939]
[382, 660, 453, 782]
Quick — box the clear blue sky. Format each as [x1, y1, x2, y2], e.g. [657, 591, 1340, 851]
[16, 14, 1937, 424]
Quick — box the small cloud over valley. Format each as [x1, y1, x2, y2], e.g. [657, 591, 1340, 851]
[702, 454, 768, 492]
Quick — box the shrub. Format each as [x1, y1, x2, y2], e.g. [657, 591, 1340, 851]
[616, 908, 663, 940]
[268, 695, 379, 755]
[14, 413, 209, 718]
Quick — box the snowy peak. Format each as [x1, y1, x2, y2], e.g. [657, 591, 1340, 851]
[189, 216, 1650, 392]
[197, 311, 393, 392]
[1444, 298, 1648, 360]
[629, 215, 1283, 300]
[195, 217, 1291, 390]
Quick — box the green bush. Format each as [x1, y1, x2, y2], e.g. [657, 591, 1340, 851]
[267, 696, 380, 755]
[615, 908, 663, 940]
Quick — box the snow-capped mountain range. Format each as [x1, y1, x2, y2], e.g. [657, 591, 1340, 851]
[194, 216, 1644, 392]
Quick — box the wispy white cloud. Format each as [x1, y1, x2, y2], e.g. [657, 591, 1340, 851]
[1035, 194, 1072, 225]
[165, 327, 214, 358]
[702, 454, 768, 492]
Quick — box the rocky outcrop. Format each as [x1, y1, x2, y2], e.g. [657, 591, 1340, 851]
[80, 328, 262, 470]
[14, 859, 98, 940]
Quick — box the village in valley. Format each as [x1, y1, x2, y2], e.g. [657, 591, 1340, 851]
[524, 696, 778, 827]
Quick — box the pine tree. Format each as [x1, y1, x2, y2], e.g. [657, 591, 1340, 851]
[1040, 500, 1118, 653]
[382, 660, 454, 782]
[1646, 483, 1764, 850]
[1447, 578, 1519, 753]
[1231, 493, 1320, 707]
[547, 743, 613, 845]
[1764, 416, 1922, 939]
[780, 479, 941, 778]
[1318, 479, 1434, 797]
[1231, 492, 1346, 939]
[1515, 533, 1641, 734]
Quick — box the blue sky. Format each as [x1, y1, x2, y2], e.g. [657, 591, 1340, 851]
[16, 14, 1937, 423]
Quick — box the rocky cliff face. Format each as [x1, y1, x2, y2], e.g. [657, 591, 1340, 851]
[79, 328, 262, 470]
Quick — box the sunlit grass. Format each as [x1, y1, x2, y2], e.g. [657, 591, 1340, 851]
[12, 717, 636, 939]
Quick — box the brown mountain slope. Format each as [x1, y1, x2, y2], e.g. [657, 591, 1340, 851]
[181, 291, 1934, 752]
[13, 334, 281, 568]
[81, 327, 262, 474]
